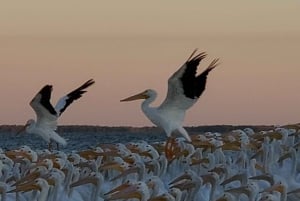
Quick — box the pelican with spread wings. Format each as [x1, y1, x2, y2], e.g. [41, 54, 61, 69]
[19, 79, 95, 150]
[121, 50, 219, 159]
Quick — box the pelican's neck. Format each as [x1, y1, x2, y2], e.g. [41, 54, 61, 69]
[290, 148, 297, 178]
[0, 182, 7, 201]
[151, 177, 165, 197]
[141, 91, 157, 110]
[141, 91, 158, 122]
[158, 155, 168, 177]
[38, 181, 50, 201]
[137, 161, 146, 181]
[26, 119, 36, 133]
[91, 173, 104, 201]
[280, 186, 287, 201]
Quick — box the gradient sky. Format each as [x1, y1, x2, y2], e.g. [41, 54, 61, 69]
[0, 1, 299, 126]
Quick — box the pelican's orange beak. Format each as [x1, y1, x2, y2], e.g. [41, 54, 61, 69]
[249, 174, 274, 186]
[278, 152, 292, 163]
[148, 194, 171, 201]
[169, 172, 191, 186]
[100, 162, 124, 172]
[104, 182, 131, 196]
[120, 91, 148, 102]
[13, 170, 41, 186]
[9, 181, 41, 193]
[5, 150, 29, 160]
[110, 166, 139, 181]
[263, 183, 285, 194]
[47, 177, 56, 186]
[288, 187, 300, 195]
[105, 185, 142, 200]
[225, 186, 251, 197]
[70, 176, 99, 188]
[16, 124, 28, 135]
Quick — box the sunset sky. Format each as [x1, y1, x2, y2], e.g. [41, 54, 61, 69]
[0, 1, 299, 127]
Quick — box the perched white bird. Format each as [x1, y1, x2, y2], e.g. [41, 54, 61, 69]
[121, 50, 219, 159]
[19, 79, 95, 150]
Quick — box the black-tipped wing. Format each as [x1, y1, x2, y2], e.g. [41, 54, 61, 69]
[159, 50, 218, 111]
[180, 52, 208, 99]
[193, 58, 219, 98]
[30, 85, 57, 116]
[30, 85, 58, 129]
[55, 79, 95, 116]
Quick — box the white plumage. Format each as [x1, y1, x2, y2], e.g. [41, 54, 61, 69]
[121, 50, 219, 159]
[21, 79, 95, 149]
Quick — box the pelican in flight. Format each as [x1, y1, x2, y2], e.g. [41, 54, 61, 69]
[121, 50, 219, 159]
[19, 79, 95, 150]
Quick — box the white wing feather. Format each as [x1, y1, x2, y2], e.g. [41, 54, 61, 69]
[30, 94, 58, 130]
[158, 63, 197, 111]
[55, 96, 68, 115]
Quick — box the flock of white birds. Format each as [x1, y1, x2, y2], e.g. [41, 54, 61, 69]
[0, 125, 300, 201]
[3, 50, 299, 201]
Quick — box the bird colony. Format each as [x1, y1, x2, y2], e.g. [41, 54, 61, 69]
[1, 126, 300, 201]
[1, 50, 299, 201]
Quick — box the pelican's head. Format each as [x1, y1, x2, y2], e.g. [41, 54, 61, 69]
[26, 119, 35, 126]
[9, 178, 49, 193]
[121, 89, 156, 102]
[105, 182, 148, 201]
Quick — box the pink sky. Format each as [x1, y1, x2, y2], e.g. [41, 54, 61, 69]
[0, 1, 299, 126]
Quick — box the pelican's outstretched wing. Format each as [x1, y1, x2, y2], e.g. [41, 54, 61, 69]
[55, 79, 95, 116]
[30, 85, 58, 129]
[159, 49, 219, 111]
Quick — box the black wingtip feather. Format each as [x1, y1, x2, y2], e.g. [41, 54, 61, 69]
[36, 85, 57, 115]
[194, 58, 219, 98]
[181, 50, 219, 99]
[59, 79, 95, 115]
[67, 79, 95, 99]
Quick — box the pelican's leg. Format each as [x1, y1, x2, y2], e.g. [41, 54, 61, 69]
[48, 140, 53, 151]
[56, 142, 59, 151]
[165, 137, 176, 160]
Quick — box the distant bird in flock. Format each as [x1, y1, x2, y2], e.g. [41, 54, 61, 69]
[18, 79, 95, 150]
[121, 49, 219, 160]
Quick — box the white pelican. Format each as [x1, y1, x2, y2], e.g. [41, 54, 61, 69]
[11, 178, 50, 201]
[19, 79, 95, 150]
[105, 181, 150, 201]
[121, 50, 219, 159]
[70, 172, 104, 201]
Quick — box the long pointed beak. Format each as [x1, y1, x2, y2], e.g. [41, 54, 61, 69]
[13, 171, 40, 186]
[226, 186, 251, 197]
[262, 183, 285, 194]
[278, 152, 291, 163]
[9, 181, 41, 193]
[148, 194, 170, 201]
[5, 150, 29, 160]
[79, 150, 118, 160]
[139, 150, 153, 159]
[110, 166, 139, 181]
[215, 197, 229, 201]
[16, 125, 27, 135]
[104, 182, 132, 196]
[169, 173, 190, 185]
[288, 187, 300, 194]
[190, 158, 210, 166]
[201, 173, 217, 185]
[47, 177, 56, 186]
[220, 173, 244, 186]
[120, 91, 148, 102]
[70, 176, 98, 188]
[105, 185, 142, 200]
[100, 162, 124, 172]
[249, 174, 275, 186]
